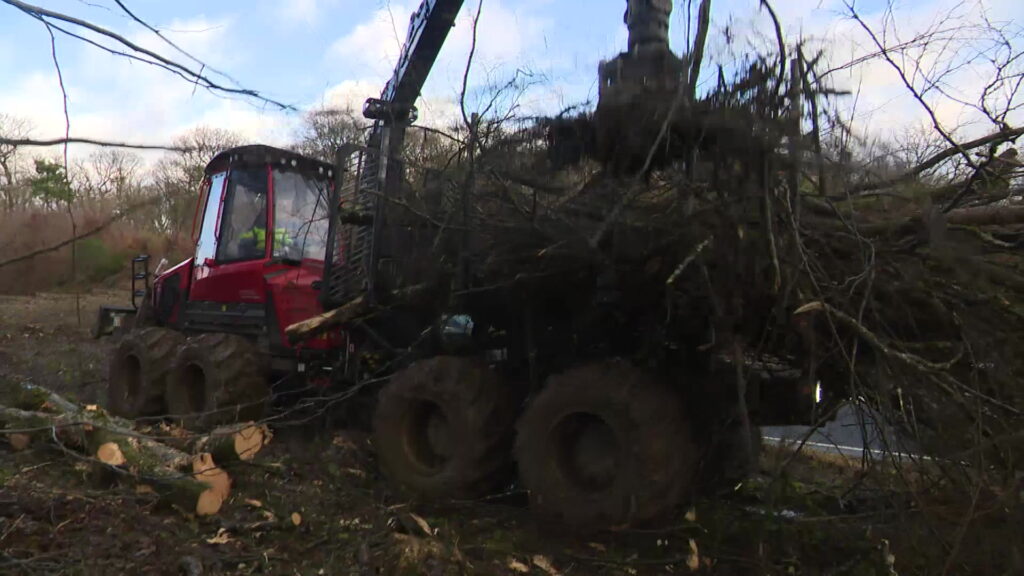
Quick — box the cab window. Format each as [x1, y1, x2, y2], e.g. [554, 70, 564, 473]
[272, 169, 330, 261]
[217, 167, 269, 262]
[194, 172, 227, 265]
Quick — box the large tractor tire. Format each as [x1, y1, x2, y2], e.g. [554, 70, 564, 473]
[515, 360, 697, 528]
[165, 333, 269, 430]
[107, 327, 184, 418]
[372, 356, 522, 500]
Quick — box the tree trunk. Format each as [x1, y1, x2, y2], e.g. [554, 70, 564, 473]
[0, 385, 231, 516]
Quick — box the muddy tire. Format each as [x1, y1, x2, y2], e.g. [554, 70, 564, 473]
[515, 360, 697, 528]
[107, 327, 184, 418]
[372, 356, 522, 500]
[166, 333, 269, 430]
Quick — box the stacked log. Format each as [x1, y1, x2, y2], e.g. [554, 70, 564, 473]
[0, 382, 272, 516]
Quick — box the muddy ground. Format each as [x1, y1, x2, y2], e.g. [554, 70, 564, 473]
[0, 289, 1016, 575]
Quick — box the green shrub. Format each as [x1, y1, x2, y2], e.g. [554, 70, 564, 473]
[74, 237, 127, 283]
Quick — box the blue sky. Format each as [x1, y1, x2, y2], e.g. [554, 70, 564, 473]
[0, 0, 1020, 159]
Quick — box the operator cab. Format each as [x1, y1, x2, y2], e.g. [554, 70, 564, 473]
[195, 145, 334, 269]
[140, 145, 338, 354]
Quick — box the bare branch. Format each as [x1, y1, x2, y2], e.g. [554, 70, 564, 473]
[0, 136, 190, 152]
[852, 126, 1024, 192]
[688, 0, 712, 97]
[1, 0, 293, 110]
[111, 0, 241, 88]
[844, 2, 981, 178]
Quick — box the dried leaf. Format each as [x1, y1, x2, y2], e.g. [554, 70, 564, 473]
[508, 558, 530, 573]
[532, 555, 559, 576]
[408, 512, 433, 536]
[685, 507, 697, 522]
[205, 528, 232, 545]
[291, 512, 302, 526]
[331, 434, 357, 449]
[686, 539, 700, 572]
[244, 498, 263, 508]
[134, 484, 155, 495]
[84, 404, 99, 411]
[587, 542, 607, 553]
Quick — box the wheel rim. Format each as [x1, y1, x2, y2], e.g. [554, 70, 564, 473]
[403, 399, 452, 473]
[552, 412, 621, 492]
[180, 363, 207, 416]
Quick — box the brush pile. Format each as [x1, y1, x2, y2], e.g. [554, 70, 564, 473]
[365, 50, 1024, 499]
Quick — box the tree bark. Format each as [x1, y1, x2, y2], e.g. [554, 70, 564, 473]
[0, 385, 231, 516]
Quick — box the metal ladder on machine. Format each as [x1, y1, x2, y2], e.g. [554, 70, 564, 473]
[91, 255, 150, 338]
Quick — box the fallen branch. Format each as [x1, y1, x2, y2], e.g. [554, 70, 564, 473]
[0, 384, 232, 515]
[285, 283, 431, 343]
[851, 126, 1024, 193]
[793, 301, 962, 372]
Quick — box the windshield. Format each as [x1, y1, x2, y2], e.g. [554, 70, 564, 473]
[272, 169, 330, 261]
[217, 167, 269, 262]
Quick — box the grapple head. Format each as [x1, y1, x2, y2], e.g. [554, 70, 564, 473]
[594, 0, 689, 176]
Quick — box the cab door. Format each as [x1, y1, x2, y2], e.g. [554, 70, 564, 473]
[188, 167, 271, 306]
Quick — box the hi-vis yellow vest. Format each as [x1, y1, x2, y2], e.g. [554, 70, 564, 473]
[240, 227, 292, 248]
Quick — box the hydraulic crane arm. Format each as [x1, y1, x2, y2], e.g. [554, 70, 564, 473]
[363, 0, 465, 125]
[323, 0, 464, 309]
[323, 0, 683, 308]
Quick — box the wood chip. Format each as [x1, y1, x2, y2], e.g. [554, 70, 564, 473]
[408, 512, 433, 537]
[686, 539, 700, 572]
[205, 528, 232, 545]
[508, 558, 530, 573]
[532, 555, 560, 576]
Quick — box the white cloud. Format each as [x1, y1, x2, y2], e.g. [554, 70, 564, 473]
[325, 0, 552, 122]
[0, 15, 298, 166]
[275, 0, 343, 27]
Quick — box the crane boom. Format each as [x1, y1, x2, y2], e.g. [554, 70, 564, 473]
[363, 0, 465, 124]
[323, 0, 684, 309]
[323, 0, 464, 309]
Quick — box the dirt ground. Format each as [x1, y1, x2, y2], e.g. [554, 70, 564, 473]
[0, 290, 1017, 575]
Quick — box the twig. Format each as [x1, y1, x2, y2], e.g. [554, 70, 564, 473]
[1, 0, 292, 110]
[844, 2, 981, 187]
[0, 196, 159, 270]
[0, 136, 190, 151]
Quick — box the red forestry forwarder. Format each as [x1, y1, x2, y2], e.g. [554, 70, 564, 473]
[97, 0, 825, 528]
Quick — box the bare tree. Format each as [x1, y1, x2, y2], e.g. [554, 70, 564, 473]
[0, 113, 33, 211]
[151, 126, 242, 237]
[292, 106, 369, 163]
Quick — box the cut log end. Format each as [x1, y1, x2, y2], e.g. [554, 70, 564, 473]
[96, 441, 126, 466]
[196, 488, 225, 516]
[192, 448, 231, 502]
[196, 422, 271, 463]
[234, 424, 271, 461]
[8, 433, 31, 451]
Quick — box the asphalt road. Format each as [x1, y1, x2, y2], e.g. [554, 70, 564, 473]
[763, 402, 919, 459]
